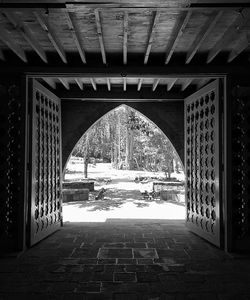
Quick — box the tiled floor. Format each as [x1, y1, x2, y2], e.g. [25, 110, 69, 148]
[0, 220, 250, 300]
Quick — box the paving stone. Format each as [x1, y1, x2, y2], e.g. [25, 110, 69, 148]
[117, 259, 137, 265]
[137, 272, 159, 282]
[101, 282, 125, 293]
[75, 282, 101, 293]
[78, 259, 98, 265]
[91, 270, 114, 282]
[137, 259, 154, 264]
[98, 248, 133, 259]
[114, 272, 137, 282]
[168, 264, 186, 272]
[145, 264, 169, 273]
[125, 264, 146, 272]
[60, 258, 80, 266]
[98, 259, 116, 264]
[125, 243, 147, 248]
[71, 248, 99, 258]
[113, 293, 138, 300]
[103, 243, 125, 248]
[133, 249, 158, 259]
[62, 294, 86, 300]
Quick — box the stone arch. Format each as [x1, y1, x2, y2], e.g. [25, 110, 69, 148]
[61, 100, 184, 172]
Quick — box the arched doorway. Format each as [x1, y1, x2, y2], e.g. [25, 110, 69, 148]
[63, 104, 185, 222]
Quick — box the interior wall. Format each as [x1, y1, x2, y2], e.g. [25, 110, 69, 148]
[61, 100, 184, 171]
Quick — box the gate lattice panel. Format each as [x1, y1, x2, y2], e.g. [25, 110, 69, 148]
[231, 86, 250, 250]
[29, 79, 62, 246]
[185, 80, 221, 247]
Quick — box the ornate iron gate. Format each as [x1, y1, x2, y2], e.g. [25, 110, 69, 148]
[185, 80, 221, 247]
[29, 79, 62, 246]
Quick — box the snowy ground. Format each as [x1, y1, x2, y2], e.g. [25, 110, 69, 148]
[63, 159, 186, 223]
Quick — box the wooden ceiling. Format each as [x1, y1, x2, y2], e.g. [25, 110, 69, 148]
[0, 1, 249, 95]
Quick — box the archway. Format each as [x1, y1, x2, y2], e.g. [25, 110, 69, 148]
[63, 104, 185, 222]
[61, 100, 184, 172]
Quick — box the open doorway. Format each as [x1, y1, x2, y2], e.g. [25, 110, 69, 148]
[26, 75, 224, 249]
[63, 104, 185, 222]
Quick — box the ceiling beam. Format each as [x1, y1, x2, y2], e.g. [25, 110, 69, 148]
[137, 78, 143, 91]
[144, 10, 161, 64]
[42, 77, 56, 89]
[107, 78, 111, 91]
[227, 32, 250, 62]
[123, 77, 127, 91]
[58, 77, 69, 89]
[207, 9, 250, 63]
[90, 78, 97, 91]
[65, 12, 86, 64]
[123, 11, 128, 65]
[2, 11, 47, 63]
[167, 78, 178, 91]
[94, 9, 106, 64]
[181, 78, 193, 91]
[0, 26, 27, 62]
[0, 48, 4, 61]
[185, 11, 222, 64]
[165, 11, 192, 64]
[34, 11, 67, 64]
[152, 78, 160, 91]
[56, 85, 184, 101]
[5, 65, 241, 77]
[197, 78, 210, 89]
[75, 78, 83, 90]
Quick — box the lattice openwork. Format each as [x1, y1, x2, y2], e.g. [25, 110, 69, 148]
[231, 93, 250, 247]
[0, 83, 25, 251]
[185, 80, 221, 247]
[30, 79, 62, 246]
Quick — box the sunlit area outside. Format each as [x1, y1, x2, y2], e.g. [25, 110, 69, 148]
[63, 105, 185, 222]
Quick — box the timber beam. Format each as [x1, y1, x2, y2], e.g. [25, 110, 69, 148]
[0, 65, 249, 78]
[55, 85, 185, 101]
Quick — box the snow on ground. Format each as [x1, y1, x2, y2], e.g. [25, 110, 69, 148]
[63, 159, 185, 222]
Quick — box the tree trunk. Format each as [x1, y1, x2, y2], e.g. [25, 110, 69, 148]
[83, 132, 90, 178]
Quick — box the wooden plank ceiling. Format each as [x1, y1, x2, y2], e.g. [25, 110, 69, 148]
[0, 1, 250, 93]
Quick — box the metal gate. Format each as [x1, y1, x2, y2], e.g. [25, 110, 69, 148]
[185, 79, 221, 247]
[28, 79, 62, 246]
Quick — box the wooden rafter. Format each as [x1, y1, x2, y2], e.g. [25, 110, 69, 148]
[197, 78, 210, 89]
[94, 9, 106, 64]
[123, 77, 127, 91]
[207, 9, 250, 63]
[59, 78, 69, 89]
[165, 11, 192, 64]
[42, 77, 56, 89]
[65, 12, 86, 64]
[167, 78, 178, 91]
[0, 26, 27, 62]
[75, 78, 83, 90]
[123, 11, 128, 65]
[0, 48, 4, 60]
[144, 10, 161, 64]
[34, 11, 67, 64]
[152, 78, 160, 91]
[137, 78, 143, 91]
[107, 78, 111, 91]
[227, 32, 250, 62]
[186, 11, 222, 64]
[181, 78, 193, 91]
[90, 78, 97, 91]
[3, 11, 47, 63]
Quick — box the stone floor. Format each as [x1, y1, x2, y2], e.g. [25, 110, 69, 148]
[1, 220, 250, 300]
